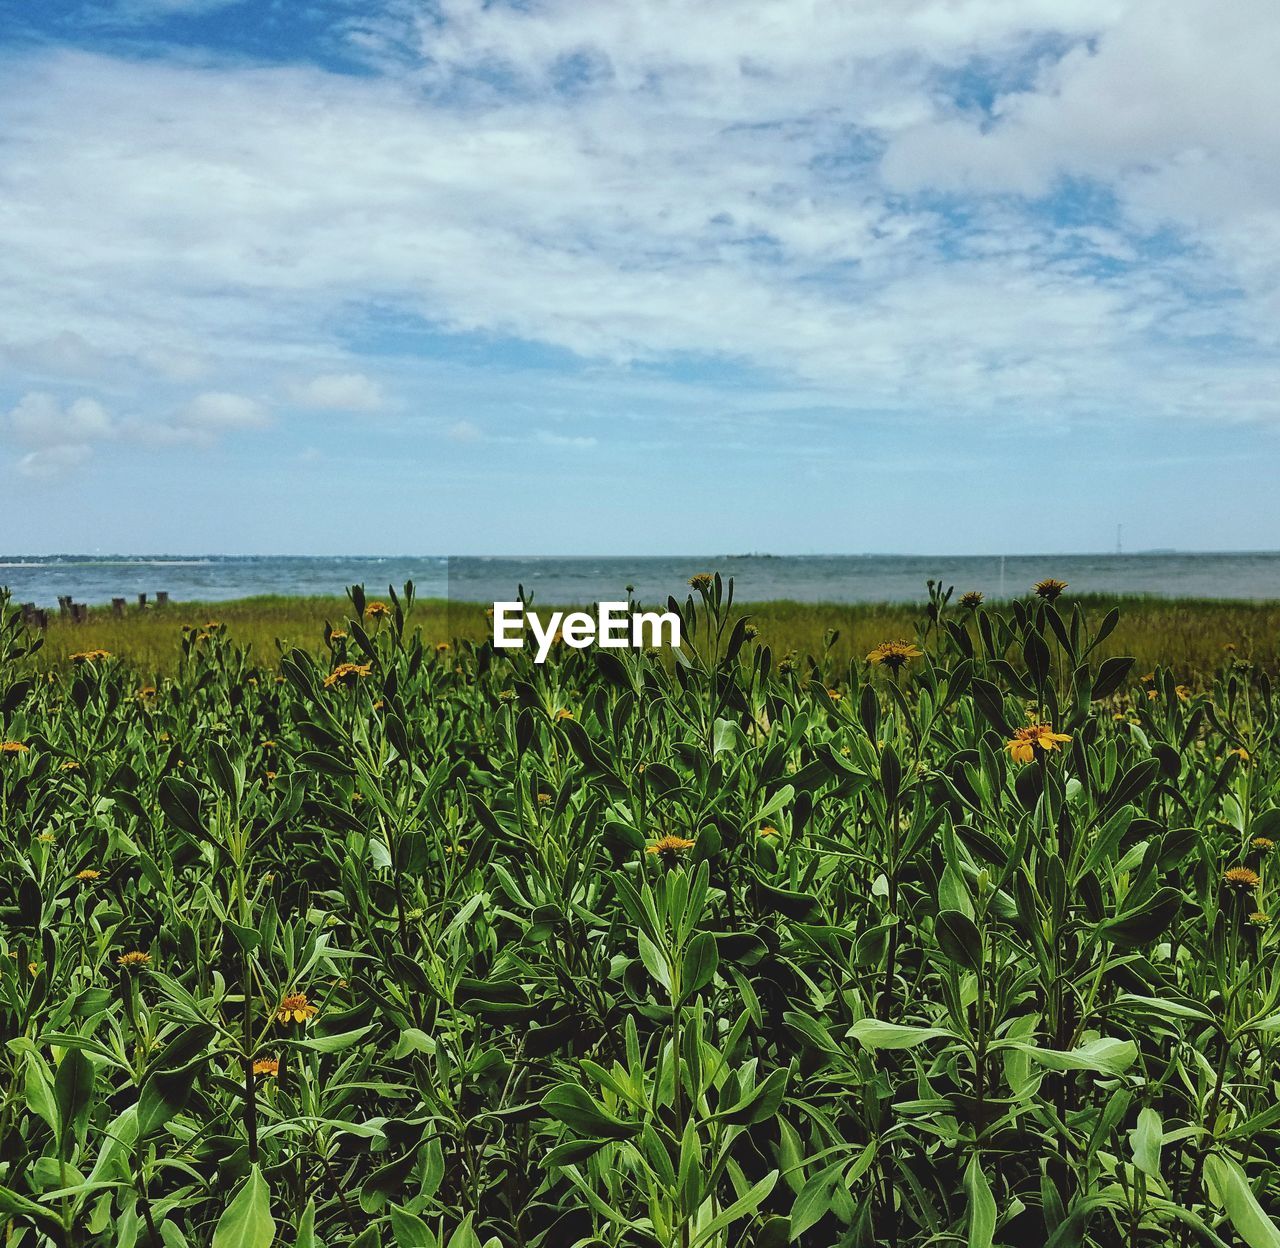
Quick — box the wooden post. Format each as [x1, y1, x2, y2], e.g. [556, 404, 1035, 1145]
[137, 593, 148, 609]
[112, 597, 127, 618]
[71, 603, 88, 624]
[35, 609, 49, 629]
[156, 591, 169, 608]
[58, 595, 72, 617]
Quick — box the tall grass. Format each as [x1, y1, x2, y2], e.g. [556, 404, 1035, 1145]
[24, 589, 1280, 679]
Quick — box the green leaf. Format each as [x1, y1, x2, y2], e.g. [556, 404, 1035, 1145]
[714, 1066, 789, 1126]
[712, 718, 748, 756]
[1009, 1037, 1137, 1076]
[690, 1170, 777, 1248]
[212, 1164, 275, 1248]
[964, 1156, 996, 1248]
[1114, 994, 1213, 1024]
[138, 1058, 201, 1139]
[292, 1199, 320, 1248]
[681, 932, 719, 1001]
[54, 1047, 94, 1152]
[1205, 1154, 1280, 1248]
[849, 1020, 953, 1050]
[637, 930, 672, 996]
[158, 776, 205, 840]
[540, 1083, 640, 1140]
[24, 1051, 58, 1135]
[0, 1183, 64, 1232]
[1130, 1107, 1162, 1178]
[1098, 888, 1182, 949]
[788, 1162, 844, 1241]
[290, 1025, 374, 1054]
[936, 910, 983, 971]
[389, 1204, 437, 1247]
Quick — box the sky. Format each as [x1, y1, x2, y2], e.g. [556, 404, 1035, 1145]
[1, 0, 1278, 555]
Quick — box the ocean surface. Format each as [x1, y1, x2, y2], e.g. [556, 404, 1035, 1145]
[2, 553, 1279, 608]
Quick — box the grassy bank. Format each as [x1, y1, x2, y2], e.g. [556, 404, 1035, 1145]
[20, 589, 1280, 679]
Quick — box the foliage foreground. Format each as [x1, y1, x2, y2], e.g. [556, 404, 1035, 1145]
[1, 579, 1278, 1248]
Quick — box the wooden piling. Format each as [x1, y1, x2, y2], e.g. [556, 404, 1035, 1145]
[112, 597, 127, 618]
[137, 593, 148, 609]
[156, 591, 170, 608]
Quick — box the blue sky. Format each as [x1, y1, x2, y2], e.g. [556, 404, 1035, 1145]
[2, 0, 1278, 555]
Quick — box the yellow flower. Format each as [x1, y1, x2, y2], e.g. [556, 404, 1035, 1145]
[1233, 747, 1251, 764]
[825, 688, 843, 702]
[117, 951, 151, 969]
[37, 831, 56, 844]
[1253, 837, 1274, 855]
[536, 792, 552, 804]
[75, 869, 102, 883]
[70, 649, 112, 663]
[1175, 685, 1191, 701]
[435, 642, 451, 654]
[959, 591, 984, 609]
[59, 761, 80, 771]
[554, 708, 574, 721]
[646, 834, 696, 861]
[1249, 911, 1270, 927]
[1, 741, 31, 755]
[137, 685, 157, 700]
[261, 740, 276, 750]
[758, 825, 779, 838]
[328, 629, 348, 640]
[323, 662, 372, 689]
[276, 992, 318, 1025]
[1006, 723, 1072, 764]
[688, 572, 714, 591]
[866, 640, 923, 673]
[265, 770, 277, 782]
[252, 1057, 280, 1077]
[1033, 578, 1068, 602]
[364, 601, 391, 620]
[1224, 866, 1261, 893]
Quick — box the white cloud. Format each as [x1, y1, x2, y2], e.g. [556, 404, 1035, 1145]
[1, 333, 114, 381]
[446, 419, 484, 443]
[175, 391, 268, 432]
[0, 0, 1278, 436]
[17, 444, 93, 480]
[287, 372, 385, 411]
[536, 429, 597, 448]
[8, 392, 114, 448]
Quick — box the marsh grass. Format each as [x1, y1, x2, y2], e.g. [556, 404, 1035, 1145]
[25, 590, 1280, 678]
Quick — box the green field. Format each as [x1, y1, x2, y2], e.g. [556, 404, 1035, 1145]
[22, 588, 1280, 681]
[2, 578, 1278, 1246]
